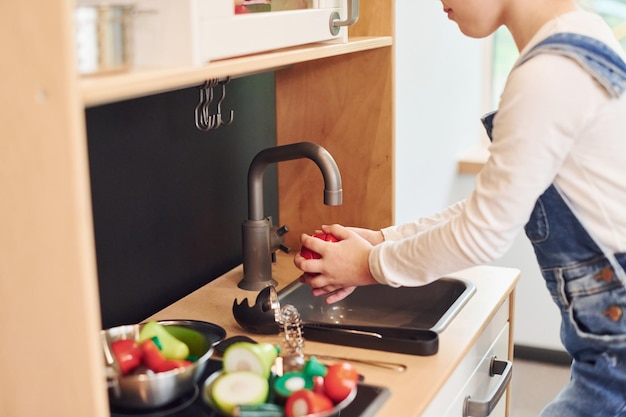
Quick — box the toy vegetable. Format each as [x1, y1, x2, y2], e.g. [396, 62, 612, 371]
[139, 321, 190, 360]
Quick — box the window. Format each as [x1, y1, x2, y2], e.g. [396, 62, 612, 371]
[490, 0, 626, 107]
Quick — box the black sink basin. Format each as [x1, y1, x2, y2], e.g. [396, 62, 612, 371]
[278, 276, 476, 333]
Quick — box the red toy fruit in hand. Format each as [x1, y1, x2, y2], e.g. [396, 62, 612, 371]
[300, 232, 339, 259]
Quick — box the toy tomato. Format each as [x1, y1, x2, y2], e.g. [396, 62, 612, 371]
[110, 339, 143, 375]
[285, 390, 333, 417]
[300, 232, 339, 259]
[323, 362, 359, 403]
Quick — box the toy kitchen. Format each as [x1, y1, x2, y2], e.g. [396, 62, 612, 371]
[5, 0, 520, 415]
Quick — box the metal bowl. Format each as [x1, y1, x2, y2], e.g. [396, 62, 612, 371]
[102, 319, 226, 409]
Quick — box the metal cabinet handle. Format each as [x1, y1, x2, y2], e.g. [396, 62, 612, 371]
[463, 356, 512, 417]
[329, 0, 359, 35]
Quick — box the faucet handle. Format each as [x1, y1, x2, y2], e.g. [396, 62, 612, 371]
[271, 243, 291, 263]
[270, 224, 291, 263]
[276, 224, 290, 255]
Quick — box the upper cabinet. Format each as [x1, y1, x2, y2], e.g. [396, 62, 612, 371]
[78, 0, 393, 107]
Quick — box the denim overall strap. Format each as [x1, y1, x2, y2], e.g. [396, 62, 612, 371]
[481, 35, 626, 417]
[517, 32, 626, 97]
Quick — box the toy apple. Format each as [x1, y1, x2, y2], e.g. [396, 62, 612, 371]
[300, 232, 339, 259]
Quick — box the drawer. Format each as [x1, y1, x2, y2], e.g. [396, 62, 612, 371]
[443, 323, 510, 417]
[422, 298, 510, 417]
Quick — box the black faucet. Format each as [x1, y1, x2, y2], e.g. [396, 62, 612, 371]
[239, 142, 343, 290]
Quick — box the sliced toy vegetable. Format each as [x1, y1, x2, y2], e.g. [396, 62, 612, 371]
[223, 342, 279, 379]
[236, 403, 284, 417]
[211, 371, 269, 415]
[273, 372, 314, 399]
[285, 390, 333, 417]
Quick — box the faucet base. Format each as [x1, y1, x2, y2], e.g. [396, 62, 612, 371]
[237, 277, 278, 291]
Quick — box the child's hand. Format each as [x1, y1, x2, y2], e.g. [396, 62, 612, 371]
[294, 224, 378, 303]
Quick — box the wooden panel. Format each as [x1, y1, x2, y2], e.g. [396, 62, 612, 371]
[350, 0, 394, 37]
[275, 0, 395, 248]
[276, 47, 394, 247]
[0, 1, 108, 416]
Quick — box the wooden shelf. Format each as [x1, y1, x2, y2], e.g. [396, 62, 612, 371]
[80, 36, 392, 107]
[457, 158, 486, 175]
[457, 147, 489, 175]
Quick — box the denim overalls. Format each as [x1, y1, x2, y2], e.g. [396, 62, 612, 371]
[482, 33, 626, 417]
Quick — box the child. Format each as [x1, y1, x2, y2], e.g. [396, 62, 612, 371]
[294, 0, 626, 415]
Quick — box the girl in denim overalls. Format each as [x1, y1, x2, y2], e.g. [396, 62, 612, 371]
[294, 2, 626, 415]
[481, 32, 626, 416]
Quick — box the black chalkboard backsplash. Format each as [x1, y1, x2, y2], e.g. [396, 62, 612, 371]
[86, 74, 278, 328]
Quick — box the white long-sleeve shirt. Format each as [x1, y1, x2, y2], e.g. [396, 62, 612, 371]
[370, 11, 626, 287]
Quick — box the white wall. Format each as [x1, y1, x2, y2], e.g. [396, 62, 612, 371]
[394, 0, 485, 222]
[394, 0, 564, 351]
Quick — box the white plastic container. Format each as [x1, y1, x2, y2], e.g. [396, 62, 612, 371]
[74, 5, 134, 74]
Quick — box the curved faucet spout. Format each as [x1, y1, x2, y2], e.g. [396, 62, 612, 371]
[240, 142, 343, 290]
[247, 142, 343, 221]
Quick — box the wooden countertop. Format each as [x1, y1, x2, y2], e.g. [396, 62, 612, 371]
[148, 253, 519, 417]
